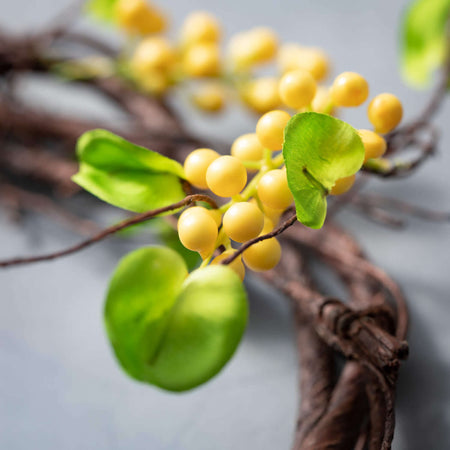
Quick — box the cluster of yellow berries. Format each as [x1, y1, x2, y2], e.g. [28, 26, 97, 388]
[177, 69, 403, 280]
[178, 110, 294, 280]
[116, 1, 404, 133]
[115, 2, 404, 279]
[114, 1, 332, 113]
[328, 72, 403, 191]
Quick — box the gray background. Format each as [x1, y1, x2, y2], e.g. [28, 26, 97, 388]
[1, 0, 449, 449]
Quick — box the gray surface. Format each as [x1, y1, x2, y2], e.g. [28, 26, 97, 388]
[1, 0, 450, 449]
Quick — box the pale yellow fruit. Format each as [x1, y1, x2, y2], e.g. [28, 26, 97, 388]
[206, 156, 247, 197]
[256, 110, 291, 150]
[137, 70, 170, 95]
[278, 44, 329, 81]
[181, 11, 221, 46]
[223, 202, 265, 243]
[178, 207, 218, 252]
[115, 0, 167, 35]
[249, 198, 282, 225]
[231, 133, 264, 165]
[192, 83, 226, 112]
[211, 250, 245, 281]
[358, 129, 387, 162]
[206, 209, 223, 227]
[131, 37, 176, 75]
[228, 27, 278, 69]
[257, 169, 293, 210]
[261, 216, 274, 234]
[311, 86, 334, 114]
[243, 238, 281, 272]
[183, 43, 221, 77]
[279, 69, 317, 109]
[331, 72, 369, 107]
[184, 148, 220, 189]
[330, 174, 356, 195]
[241, 77, 281, 114]
[367, 93, 403, 134]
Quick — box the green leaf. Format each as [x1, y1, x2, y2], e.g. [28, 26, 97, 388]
[401, 0, 450, 87]
[73, 129, 186, 213]
[283, 112, 365, 229]
[85, 0, 119, 22]
[105, 247, 248, 391]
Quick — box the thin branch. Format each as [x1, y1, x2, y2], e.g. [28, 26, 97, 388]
[352, 193, 450, 223]
[0, 194, 216, 268]
[221, 212, 297, 265]
[363, 127, 438, 178]
[54, 31, 118, 57]
[350, 203, 406, 229]
[0, 182, 100, 236]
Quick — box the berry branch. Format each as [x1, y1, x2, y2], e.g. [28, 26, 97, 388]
[0, 3, 449, 450]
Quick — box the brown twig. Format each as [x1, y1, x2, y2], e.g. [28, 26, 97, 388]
[352, 193, 450, 224]
[0, 182, 100, 236]
[221, 212, 297, 265]
[0, 194, 216, 268]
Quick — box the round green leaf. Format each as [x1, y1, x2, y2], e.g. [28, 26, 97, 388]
[73, 130, 186, 212]
[283, 112, 365, 229]
[401, 0, 450, 88]
[147, 265, 248, 391]
[105, 247, 188, 381]
[105, 248, 248, 391]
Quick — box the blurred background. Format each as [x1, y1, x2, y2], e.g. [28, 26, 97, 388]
[0, 0, 449, 449]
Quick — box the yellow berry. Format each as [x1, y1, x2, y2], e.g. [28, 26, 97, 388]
[206, 156, 247, 197]
[182, 207, 222, 230]
[223, 202, 264, 243]
[136, 70, 170, 95]
[241, 77, 281, 114]
[358, 129, 387, 162]
[261, 216, 274, 234]
[184, 148, 220, 189]
[249, 198, 282, 225]
[211, 250, 245, 281]
[231, 133, 264, 165]
[228, 27, 278, 69]
[183, 43, 221, 77]
[192, 83, 226, 112]
[257, 169, 293, 210]
[181, 11, 221, 46]
[131, 37, 175, 75]
[311, 86, 333, 114]
[331, 72, 369, 107]
[243, 238, 281, 272]
[206, 208, 223, 227]
[115, 0, 167, 35]
[330, 174, 356, 195]
[256, 110, 291, 150]
[263, 205, 282, 224]
[367, 93, 403, 134]
[279, 69, 317, 109]
[178, 207, 218, 253]
[278, 44, 329, 81]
